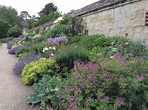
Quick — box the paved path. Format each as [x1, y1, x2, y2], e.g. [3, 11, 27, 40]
[0, 43, 40, 110]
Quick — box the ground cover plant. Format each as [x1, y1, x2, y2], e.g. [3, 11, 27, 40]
[21, 58, 59, 85]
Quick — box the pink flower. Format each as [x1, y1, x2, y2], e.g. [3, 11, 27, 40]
[140, 76, 145, 81]
[61, 100, 65, 103]
[78, 103, 80, 106]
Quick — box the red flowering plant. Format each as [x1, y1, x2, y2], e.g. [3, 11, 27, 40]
[57, 56, 148, 110]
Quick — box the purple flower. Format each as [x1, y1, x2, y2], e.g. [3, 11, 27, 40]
[97, 96, 101, 100]
[7, 41, 15, 49]
[119, 98, 124, 104]
[104, 96, 109, 100]
[134, 70, 138, 74]
[78, 103, 80, 106]
[13, 55, 40, 75]
[140, 76, 145, 81]
[90, 94, 94, 97]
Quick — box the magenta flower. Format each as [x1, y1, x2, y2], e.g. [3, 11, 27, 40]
[117, 57, 121, 61]
[88, 97, 91, 101]
[73, 107, 77, 110]
[119, 97, 124, 105]
[79, 83, 83, 87]
[61, 100, 65, 103]
[65, 86, 68, 89]
[58, 94, 61, 98]
[140, 76, 145, 81]
[78, 103, 80, 106]
[104, 96, 109, 100]
[98, 88, 101, 91]
[97, 96, 101, 100]
[85, 105, 88, 108]
[90, 94, 94, 97]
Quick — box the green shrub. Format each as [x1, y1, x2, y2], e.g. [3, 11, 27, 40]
[21, 58, 60, 85]
[55, 43, 89, 70]
[27, 75, 61, 110]
[45, 24, 69, 38]
[0, 18, 11, 38]
[7, 25, 22, 37]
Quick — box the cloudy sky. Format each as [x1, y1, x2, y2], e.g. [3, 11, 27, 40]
[0, 0, 98, 16]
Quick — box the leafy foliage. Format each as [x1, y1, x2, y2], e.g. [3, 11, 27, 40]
[55, 44, 89, 70]
[59, 16, 88, 36]
[7, 25, 22, 37]
[39, 3, 58, 15]
[21, 58, 60, 85]
[0, 18, 11, 38]
[0, 5, 21, 27]
[45, 24, 69, 38]
[27, 75, 61, 110]
[58, 59, 148, 110]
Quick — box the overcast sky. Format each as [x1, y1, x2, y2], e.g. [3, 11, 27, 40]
[0, 0, 98, 16]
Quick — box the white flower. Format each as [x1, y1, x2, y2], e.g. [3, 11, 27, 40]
[43, 58, 46, 60]
[52, 46, 56, 50]
[50, 53, 54, 56]
[44, 47, 48, 51]
[49, 47, 52, 50]
[42, 49, 45, 53]
[112, 48, 117, 52]
[125, 42, 129, 45]
[109, 56, 114, 58]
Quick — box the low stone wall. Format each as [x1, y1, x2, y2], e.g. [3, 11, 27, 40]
[77, 0, 148, 46]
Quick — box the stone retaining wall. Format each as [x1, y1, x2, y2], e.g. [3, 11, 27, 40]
[76, 0, 148, 46]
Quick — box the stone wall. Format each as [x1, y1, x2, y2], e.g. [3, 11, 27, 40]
[80, 0, 148, 46]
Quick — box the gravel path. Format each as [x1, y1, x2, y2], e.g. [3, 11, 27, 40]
[0, 43, 40, 110]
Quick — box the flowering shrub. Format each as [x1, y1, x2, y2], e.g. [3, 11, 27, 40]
[27, 75, 61, 110]
[46, 36, 68, 46]
[21, 58, 60, 85]
[13, 55, 40, 75]
[7, 41, 15, 49]
[58, 60, 148, 110]
[8, 45, 29, 55]
[42, 46, 56, 59]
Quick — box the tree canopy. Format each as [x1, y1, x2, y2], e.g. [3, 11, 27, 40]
[0, 5, 21, 27]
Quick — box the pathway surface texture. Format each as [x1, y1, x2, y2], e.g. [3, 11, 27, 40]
[0, 43, 40, 110]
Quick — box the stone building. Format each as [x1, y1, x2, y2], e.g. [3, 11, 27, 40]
[70, 0, 148, 46]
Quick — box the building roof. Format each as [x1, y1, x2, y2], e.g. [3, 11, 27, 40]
[70, 0, 126, 16]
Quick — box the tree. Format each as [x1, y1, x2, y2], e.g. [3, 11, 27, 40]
[7, 25, 22, 37]
[20, 11, 31, 35]
[0, 18, 11, 38]
[39, 3, 58, 15]
[0, 5, 21, 27]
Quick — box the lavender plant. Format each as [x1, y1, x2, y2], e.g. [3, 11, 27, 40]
[46, 36, 68, 45]
[7, 41, 15, 49]
[13, 55, 40, 75]
[8, 45, 29, 55]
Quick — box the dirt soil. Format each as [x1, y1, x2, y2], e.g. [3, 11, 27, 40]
[0, 43, 40, 110]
